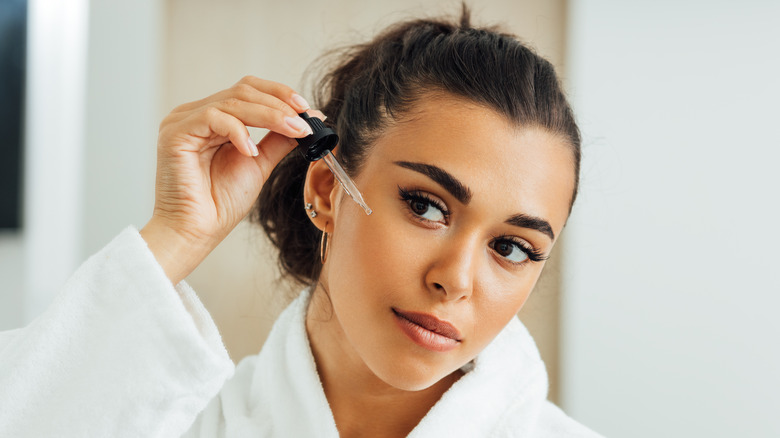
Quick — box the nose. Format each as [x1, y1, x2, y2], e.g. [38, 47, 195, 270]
[424, 234, 480, 302]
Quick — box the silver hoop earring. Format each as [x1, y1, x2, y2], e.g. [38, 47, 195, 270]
[320, 231, 329, 264]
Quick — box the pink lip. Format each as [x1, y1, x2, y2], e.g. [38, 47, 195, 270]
[392, 308, 462, 352]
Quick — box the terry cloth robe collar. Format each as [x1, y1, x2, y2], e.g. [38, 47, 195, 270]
[215, 287, 562, 437]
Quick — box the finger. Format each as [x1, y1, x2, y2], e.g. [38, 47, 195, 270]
[163, 101, 315, 142]
[253, 131, 299, 181]
[308, 109, 327, 121]
[171, 83, 300, 119]
[178, 107, 258, 157]
[235, 75, 311, 112]
[209, 99, 313, 138]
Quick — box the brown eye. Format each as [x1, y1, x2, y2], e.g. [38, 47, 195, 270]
[490, 239, 529, 263]
[407, 198, 445, 222]
[411, 200, 429, 215]
[398, 188, 449, 223]
[494, 241, 513, 257]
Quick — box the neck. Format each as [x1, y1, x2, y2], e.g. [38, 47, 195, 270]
[305, 285, 463, 438]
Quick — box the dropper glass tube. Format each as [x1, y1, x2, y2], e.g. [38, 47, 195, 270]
[321, 151, 372, 215]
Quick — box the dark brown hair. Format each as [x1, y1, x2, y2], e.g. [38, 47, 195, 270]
[251, 6, 581, 286]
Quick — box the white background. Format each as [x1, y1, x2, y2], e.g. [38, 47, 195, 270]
[563, 1, 780, 436]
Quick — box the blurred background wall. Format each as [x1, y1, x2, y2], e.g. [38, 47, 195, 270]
[1, 0, 778, 436]
[563, 1, 780, 436]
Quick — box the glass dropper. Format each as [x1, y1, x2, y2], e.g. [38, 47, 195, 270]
[321, 150, 372, 215]
[295, 112, 372, 215]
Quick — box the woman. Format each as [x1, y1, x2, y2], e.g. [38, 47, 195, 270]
[0, 9, 603, 438]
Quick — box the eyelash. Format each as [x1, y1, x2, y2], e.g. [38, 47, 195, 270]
[397, 186, 548, 266]
[490, 234, 549, 264]
[398, 187, 451, 222]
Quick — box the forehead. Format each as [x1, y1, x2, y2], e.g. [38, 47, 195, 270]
[366, 95, 576, 235]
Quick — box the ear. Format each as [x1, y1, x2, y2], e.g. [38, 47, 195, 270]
[303, 157, 337, 233]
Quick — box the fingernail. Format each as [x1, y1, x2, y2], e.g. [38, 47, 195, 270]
[285, 116, 313, 136]
[291, 93, 310, 111]
[246, 138, 259, 156]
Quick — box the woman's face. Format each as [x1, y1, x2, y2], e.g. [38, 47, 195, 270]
[306, 94, 575, 391]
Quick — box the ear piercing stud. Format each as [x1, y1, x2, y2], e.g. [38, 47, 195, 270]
[305, 202, 317, 218]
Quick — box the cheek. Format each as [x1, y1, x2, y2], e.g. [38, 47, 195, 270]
[467, 264, 543, 348]
[328, 206, 425, 302]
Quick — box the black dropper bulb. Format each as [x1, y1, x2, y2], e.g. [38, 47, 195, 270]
[295, 112, 339, 162]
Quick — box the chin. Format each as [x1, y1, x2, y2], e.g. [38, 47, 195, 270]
[366, 354, 458, 392]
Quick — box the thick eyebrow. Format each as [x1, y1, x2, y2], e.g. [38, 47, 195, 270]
[394, 160, 555, 241]
[394, 161, 473, 204]
[506, 214, 555, 242]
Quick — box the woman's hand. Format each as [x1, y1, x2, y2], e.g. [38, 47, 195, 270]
[140, 76, 321, 284]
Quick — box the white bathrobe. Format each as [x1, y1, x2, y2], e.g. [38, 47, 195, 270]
[0, 227, 603, 437]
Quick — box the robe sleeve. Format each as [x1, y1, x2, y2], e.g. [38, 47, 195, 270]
[0, 226, 235, 437]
